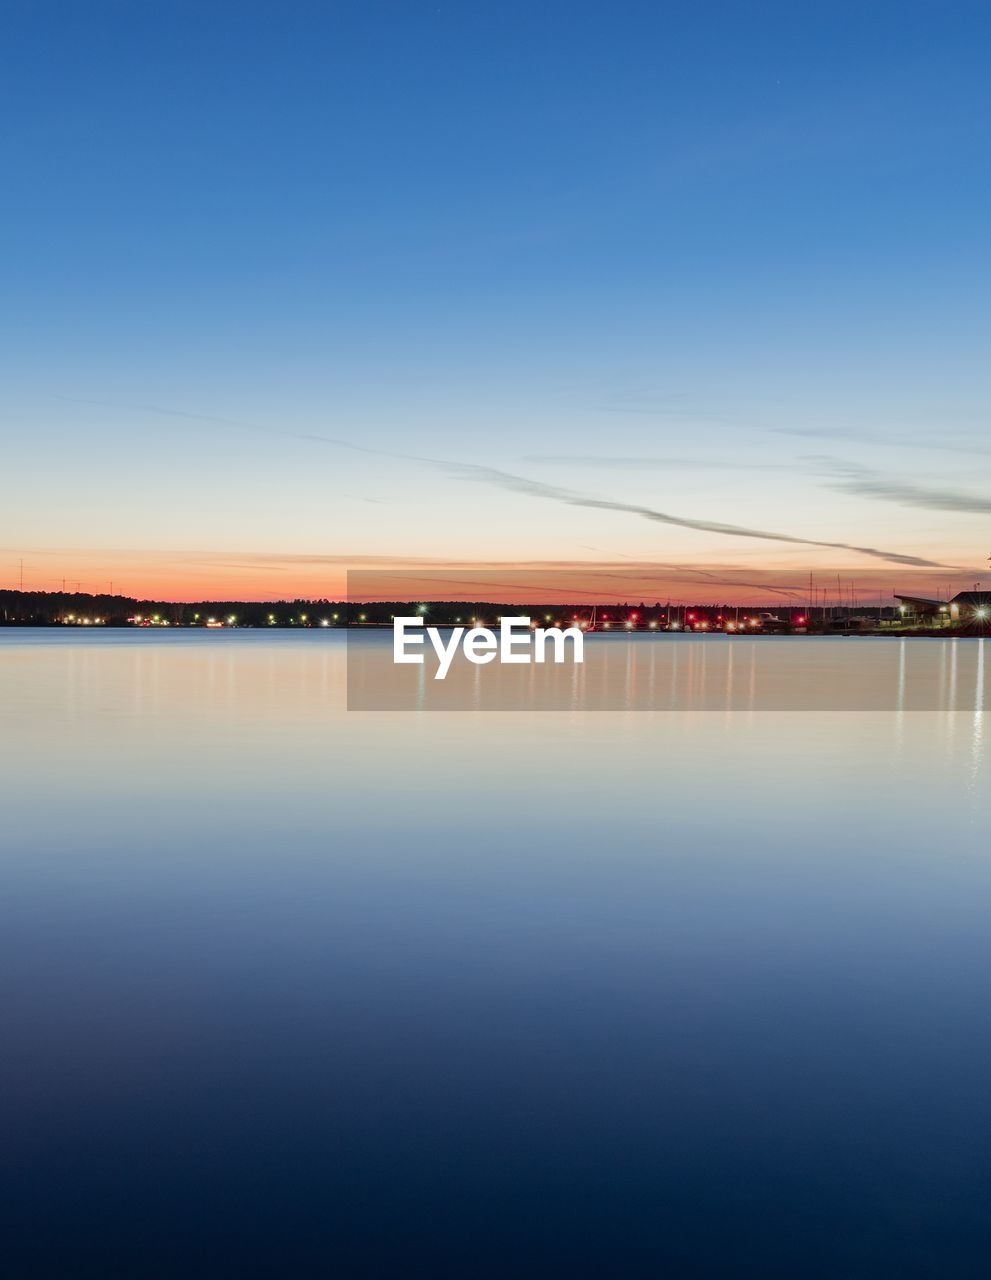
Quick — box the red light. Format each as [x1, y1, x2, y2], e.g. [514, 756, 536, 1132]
[687, 612, 695, 620]
[796, 615, 806, 624]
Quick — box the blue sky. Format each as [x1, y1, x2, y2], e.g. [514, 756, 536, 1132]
[3, 0, 989, 599]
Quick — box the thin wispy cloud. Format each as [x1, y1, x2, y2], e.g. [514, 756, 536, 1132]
[545, 448, 991, 520]
[52, 395, 954, 570]
[812, 458, 991, 516]
[53, 393, 264, 434]
[424, 459, 949, 569]
[592, 405, 734, 419]
[522, 454, 788, 472]
[776, 425, 991, 458]
[548, 387, 750, 424]
[250, 425, 955, 568]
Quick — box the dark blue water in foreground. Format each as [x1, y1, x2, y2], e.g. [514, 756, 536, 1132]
[2, 632, 990, 1277]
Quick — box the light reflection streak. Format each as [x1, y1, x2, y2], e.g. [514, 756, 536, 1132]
[969, 638, 985, 801]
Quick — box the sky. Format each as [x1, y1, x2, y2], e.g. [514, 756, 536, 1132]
[2, 0, 990, 603]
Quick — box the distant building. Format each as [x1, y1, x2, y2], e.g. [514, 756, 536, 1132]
[948, 591, 991, 623]
[894, 594, 947, 624]
[894, 591, 991, 627]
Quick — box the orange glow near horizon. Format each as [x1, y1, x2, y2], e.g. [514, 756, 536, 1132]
[2, 550, 979, 606]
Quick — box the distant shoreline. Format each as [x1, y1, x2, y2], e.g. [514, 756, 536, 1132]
[3, 589, 988, 636]
[1, 623, 985, 640]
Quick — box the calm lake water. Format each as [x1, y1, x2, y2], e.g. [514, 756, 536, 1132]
[2, 631, 990, 1277]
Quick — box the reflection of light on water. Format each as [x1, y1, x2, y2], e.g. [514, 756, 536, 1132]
[893, 639, 906, 755]
[698, 638, 708, 706]
[942, 640, 952, 711]
[670, 640, 679, 708]
[747, 643, 756, 716]
[969, 638, 985, 801]
[939, 639, 955, 759]
[348, 632, 990, 715]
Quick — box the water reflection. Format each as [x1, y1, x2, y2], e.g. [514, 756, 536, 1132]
[2, 631, 991, 1277]
[348, 632, 991, 712]
[971, 639, 985, 796]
